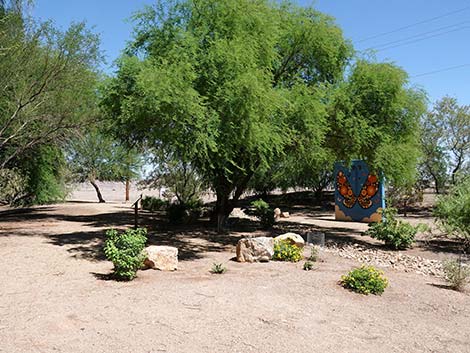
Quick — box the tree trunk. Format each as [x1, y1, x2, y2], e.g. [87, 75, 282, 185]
[90, 179, 105, 203]
[125, 179, 130, 202]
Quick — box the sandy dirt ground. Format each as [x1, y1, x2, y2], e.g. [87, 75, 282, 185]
[0, 189, 469, 353]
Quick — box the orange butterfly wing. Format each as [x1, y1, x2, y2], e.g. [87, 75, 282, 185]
[336, 171, 356, 208]
[357, 174, 379, 209]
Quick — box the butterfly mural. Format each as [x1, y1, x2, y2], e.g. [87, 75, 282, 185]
[334, 160, 384, 223]
[336, 171, 379, 209]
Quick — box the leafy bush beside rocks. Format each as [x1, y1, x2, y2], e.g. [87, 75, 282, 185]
[273, 239, 302, 262]
[365, 208, 426, 249]
[341, 265, 388, 295]
[104, 228, 148, 281]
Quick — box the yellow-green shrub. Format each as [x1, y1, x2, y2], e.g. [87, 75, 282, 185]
[273, 239, 302, 262]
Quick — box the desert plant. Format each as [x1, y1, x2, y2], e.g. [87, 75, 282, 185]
[443, 257, 470, 291]
[104, 228, 148, 281]
[365, 207, 426, 249]
[211, 263, 226, 274]
[273, 239, 302, 262]
[435, 178, 470, 250]
[308, 247, 319, 262]
[303, 261, 314, 271]
[141, 196, 169, 212]
[250, 199, 275, 229]
[341, 265, 388, 295]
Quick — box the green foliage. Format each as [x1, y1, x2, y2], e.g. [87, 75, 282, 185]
[104, 228, 147, 281]
[303, 261, 314, 271]
[273, 239, 302, 262]
[308, 247, 319, 262]
[211, 263, 226, 274]
[167, 199, 203, 225]
[0, 12, 101, 170]
[17, 145, 67, 205]
[365, 208, 425, 249]
[0, 168, 26, 204]
[426, 97, 470, 185]
[101, 0, 353, 228]
[141, 196, 168, 212]
[341, 265, 388, 295]
[250, 199, 275, 229]
[142, 153, 205, 206]
[329, 60, 426, 188]
[435, 179, 470, 245]
[442, 258, 470, 291]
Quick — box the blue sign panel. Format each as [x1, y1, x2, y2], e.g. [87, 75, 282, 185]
[334, 160, 385, 223]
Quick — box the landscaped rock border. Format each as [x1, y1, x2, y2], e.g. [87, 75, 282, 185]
[323, 242, 445, 277]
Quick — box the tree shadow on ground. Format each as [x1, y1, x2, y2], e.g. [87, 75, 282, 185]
[1, 199, 466, 263]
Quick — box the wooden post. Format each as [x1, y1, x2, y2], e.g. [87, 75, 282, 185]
[132, 194, 142, 230]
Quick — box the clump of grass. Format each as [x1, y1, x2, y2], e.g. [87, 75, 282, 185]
[443, 257, 470, 291]
[211, 262, 226, 274]
[308, 247, 319, 262]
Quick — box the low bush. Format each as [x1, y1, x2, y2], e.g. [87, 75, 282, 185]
[141, 196, 169, 212]
[104, 228, 148, 281]
[273, 239, 302, 262]
[443, 258, 470, 291]
[167, 199, 203, 224]
[211, 263, 226, 274]
[303, 261, 314, 271]
[365, 207, 426, 249]
[250, 199, 275, 229]
[341, 265, 388, 295]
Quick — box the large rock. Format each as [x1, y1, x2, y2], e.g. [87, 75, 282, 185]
[236, 237, 274, 263]
[274, 233, 305, 248]
[143, 246, 178, 271]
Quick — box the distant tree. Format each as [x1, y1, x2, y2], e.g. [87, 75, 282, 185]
[435, 177, 470, 250]
[426, 97, 470, 185]
[67, 131, 141, 203]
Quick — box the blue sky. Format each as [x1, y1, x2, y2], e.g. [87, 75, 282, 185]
[33, 0, 470, 106]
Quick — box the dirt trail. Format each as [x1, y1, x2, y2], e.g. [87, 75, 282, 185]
[0, 202, 469, 353]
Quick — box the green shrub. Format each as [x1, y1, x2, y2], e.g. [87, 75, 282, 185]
[365, 208, 425, 249]
[167, 199, 203, 224]
[303, 261, 314, 271]
[435, 179, 470, 248]
[211, 263, 226, 274]
[443, 258, 470, 291]
[273, 239, 302, 262]
[341, 265, 388, 295]
[251, 199, 275, 229]
[141, 196, 168, 212]
[104, 228, 148, 281]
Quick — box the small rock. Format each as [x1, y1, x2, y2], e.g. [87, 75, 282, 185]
[274, 208, 282, 220]
[280, 212, 290, 218]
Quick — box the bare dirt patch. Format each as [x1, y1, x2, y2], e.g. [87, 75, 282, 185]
[0, 200, 469, 353]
